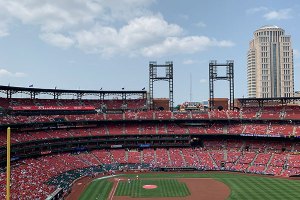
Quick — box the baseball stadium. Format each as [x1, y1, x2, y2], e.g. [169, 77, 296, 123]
[1, 61, 300, 200]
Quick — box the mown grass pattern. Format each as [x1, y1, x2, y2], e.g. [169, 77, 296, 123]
[78, 179, 113, 200]
[80, 173, 300, 200]
[115, 179, 190, 197]
[219, 176, 300, 200]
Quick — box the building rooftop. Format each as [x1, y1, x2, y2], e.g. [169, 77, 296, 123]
[258, 25, 281, 30]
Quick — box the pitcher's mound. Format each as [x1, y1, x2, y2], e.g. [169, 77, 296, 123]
[143, 185, 158, 189]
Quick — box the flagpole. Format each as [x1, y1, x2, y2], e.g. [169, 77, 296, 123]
[6, 127, 11, 200]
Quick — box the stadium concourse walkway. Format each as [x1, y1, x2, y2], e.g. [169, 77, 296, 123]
[1, 139, 300, 199]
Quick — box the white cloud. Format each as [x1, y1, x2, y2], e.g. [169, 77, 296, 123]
[73, 26, 119, 56]
[142, 36, 234, 57]
[74, 15, 183, 57]
[0, 0, 155, 33]
[119, 15, 182, 48]
[0, 20, 9, 37]
[247, 7, 293, 21]
[0, 1, 102, 32]
[40, 33, 74, 49]
[263, 9, 292, 20]
[0, 69, 27, 77]
[0, 0, 234, 58]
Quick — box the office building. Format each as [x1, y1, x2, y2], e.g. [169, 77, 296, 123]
[247, 25, 294, 98]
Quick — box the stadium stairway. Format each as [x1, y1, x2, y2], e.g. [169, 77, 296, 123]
[292, 126, 297, 136]
[256, 108, 262, 119]
[223, 125, 228, 134]
[238, 111, 242, 119]
[266, 125, 271, 135]
[155, 124, 159, 134]
[224, 149, 228, 161]
[91, 153, 103, 164]
[281, 154, 291, 176]
[164, 124, 168, 134]
[104, 125, 110, 135]
[280, 110, 286, 119]
[154, 150, 157, 164]
[280, 157, 288, 177]
[141, 150, 146, 164]
[186, 127, 190, 134]
[77, 153, 99, 166]
[125, 150, 129, 163]
[263, 153, 275, 173]
[291, 144, 295, 152]
[179, 150, 187, 167]
[226, 111, 230, 119]
[108, 151, 114, 164]
[232, 153, 242, 167]
[242, 125, 247, 134]
[188, 112, 193, 119]
[280, 168, 286, 176]
[263, 146, 269, 154]
[171, 112, 174, 119]
[208, 151, 218, 169]
[246, 153, 259, 171]
[166, 149, 172, 166]
[139, 150, 143, 164]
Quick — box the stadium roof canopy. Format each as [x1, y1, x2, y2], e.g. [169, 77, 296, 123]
[0, 85, 147, 99]
[237, 97, 300, 107]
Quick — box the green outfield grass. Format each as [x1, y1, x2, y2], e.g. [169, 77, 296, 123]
[79, 178, 113, 200]
[115, 179, 190, 198]
[79, 172, 300, 200]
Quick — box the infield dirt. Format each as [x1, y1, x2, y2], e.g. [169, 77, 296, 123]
[67, 175, 230, 200]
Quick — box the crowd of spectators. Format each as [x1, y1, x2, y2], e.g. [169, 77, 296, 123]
[1, 122, 300, 147]
[1, 139, 300, 199]
[1, 97, 300, 199]
[1, 104, 300, 127]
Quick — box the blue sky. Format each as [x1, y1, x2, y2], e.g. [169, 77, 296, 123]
[0, 0, 299, 105]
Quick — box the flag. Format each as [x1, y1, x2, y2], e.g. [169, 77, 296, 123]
[29, 84, 33, 87]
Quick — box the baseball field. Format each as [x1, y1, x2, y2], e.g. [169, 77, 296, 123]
[71, 172, 300, 200]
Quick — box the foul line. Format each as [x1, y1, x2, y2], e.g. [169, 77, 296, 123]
[108, 178, 120, 200]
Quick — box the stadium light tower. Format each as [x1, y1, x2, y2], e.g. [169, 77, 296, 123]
[209, 60, 234, 110]
[149, 61, 174, 111]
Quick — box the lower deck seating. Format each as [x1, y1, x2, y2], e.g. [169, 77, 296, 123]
[1, 140, 300, 199]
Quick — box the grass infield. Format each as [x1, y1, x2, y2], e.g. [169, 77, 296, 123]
[115, 179, 190, 198]
[79, 172, 300, 200]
